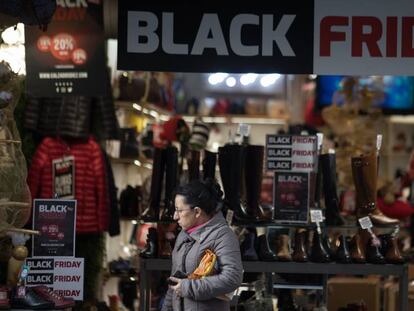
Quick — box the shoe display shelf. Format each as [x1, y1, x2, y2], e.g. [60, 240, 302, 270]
[138, 258, 409, 311]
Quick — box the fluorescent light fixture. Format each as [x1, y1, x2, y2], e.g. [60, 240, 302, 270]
[134, 160, 141, 166]
[132, 103, 142, 111]
[208, 73, 229, 85]
[260, 74, 281, 87]
[225, 77, 236, 87]
[240, 73, 258, 86]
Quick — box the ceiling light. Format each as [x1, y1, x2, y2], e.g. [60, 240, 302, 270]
[208, 73, 229, 85]
[225, 77, 236, 87]
[240, 73, 258, 86]
[260, 74, 281, 87]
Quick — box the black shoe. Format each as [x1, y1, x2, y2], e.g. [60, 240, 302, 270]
[11, 287, 54, 310]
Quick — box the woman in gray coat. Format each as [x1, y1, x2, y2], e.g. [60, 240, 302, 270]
[162, 179, 243, 311]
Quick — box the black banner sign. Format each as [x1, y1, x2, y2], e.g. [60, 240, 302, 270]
[274, 172, 309, 223]
[32, 199, 76, 257]
[117, 3, 314, 73]
[25, 0, 106, 96]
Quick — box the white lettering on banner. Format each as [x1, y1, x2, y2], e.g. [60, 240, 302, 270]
[162, 13, 189, 55]
[127, 12, 296, 56]
[278, 175, 303, 183]
[191, 14, 229, 55]
[27, 260, 53, 269]
[39, 205, 67, 213]
[56, 0, 87, 8]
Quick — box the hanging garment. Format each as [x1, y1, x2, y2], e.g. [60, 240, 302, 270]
[27, 136, 109, 233]
[101, 150, 120, 236]
[24, 96, 120, 140]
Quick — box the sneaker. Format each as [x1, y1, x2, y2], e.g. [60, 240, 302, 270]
[0, 287, 10, 310]
[11, 286, 54, 310]
[32, 286, 75, 309]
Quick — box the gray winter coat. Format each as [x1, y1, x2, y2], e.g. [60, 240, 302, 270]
[162, 212, 243, 311]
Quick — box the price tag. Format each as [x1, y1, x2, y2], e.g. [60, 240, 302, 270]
[376, 134, 383, 151]
[358, 216, 373, 229]
[226, 209, 234, 225]
[310, 209, 324, 223]
[238, 124, 251, 137]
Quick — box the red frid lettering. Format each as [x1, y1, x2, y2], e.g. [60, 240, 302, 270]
[320, 16, 348, 56]
[402, 17, 414, 57]
[352, 17, 382, 57]
[386, 17, 398, 57]
[320, 16, 414, 58]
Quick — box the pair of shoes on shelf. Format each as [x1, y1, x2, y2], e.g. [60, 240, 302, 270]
[11, 286, 75, 309]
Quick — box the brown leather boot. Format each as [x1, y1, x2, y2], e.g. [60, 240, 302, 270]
[292, 229, 308, 262]
[351, 153, 399, 225]
[350, 231, 366, 263]
[276, 234, 292, 261]
[380, 234, 404, 264]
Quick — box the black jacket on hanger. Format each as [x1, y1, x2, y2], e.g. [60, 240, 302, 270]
[24, 96, 120, 139]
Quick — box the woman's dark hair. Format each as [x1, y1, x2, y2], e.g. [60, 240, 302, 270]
[174, 178, 223, 215]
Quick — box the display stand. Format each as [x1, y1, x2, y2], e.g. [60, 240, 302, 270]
[139, 258, 409, 311]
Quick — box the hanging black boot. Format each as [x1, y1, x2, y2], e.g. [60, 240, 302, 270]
[140, 228, 158, 258]
[310, 230, 330, 263]
[202, 150, 217, 181]
[160, 146, 178, 221]
[187, 149, 200, 181]
[320, 153, 345, 226]
[245, 145, 272, 221]
[218, 144, 256, 223]
[141, 148, 165, 222]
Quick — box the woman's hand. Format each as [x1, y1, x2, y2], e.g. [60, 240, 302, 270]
[168, 277, 183, 297]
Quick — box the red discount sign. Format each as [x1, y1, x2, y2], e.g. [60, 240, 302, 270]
[71, 48, 87, 65]
[37, 36, 51, 52]
[50, 33, 76, 61]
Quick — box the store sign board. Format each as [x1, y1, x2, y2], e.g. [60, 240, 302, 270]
[266, 135, 318, 172]
[26, 258, 84, 300]
[32, 199, 76, 257]
[25, 0, 107, 96]
[273, 172, 310, 223]
[118, 0, 414, 75]
[117, 2, 314, 73]
[314, 0, 414, 75]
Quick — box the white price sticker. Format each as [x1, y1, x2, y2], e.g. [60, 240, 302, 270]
[310, 209, 324, 223]
[226, 209, 234, 225]
[238, 124, 251, 137]
[358, 216, 373, 229]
